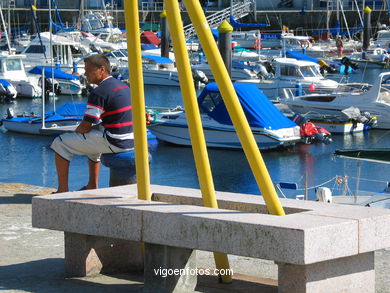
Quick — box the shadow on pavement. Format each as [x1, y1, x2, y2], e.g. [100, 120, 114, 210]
[0, 258, 143, 293]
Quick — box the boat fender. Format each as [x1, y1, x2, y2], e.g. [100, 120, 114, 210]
[316, 187, 332, 203]
[300, 40, 310, 49]
[254, 39, 262, 50]
[72, 60, 79, 74]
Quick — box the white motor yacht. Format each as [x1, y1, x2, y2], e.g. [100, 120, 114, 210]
[237, 58, 339, 100]
[282, 72, 390, 129]
[0, 53, 41, 98]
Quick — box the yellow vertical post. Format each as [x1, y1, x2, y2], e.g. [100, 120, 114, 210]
[184, 0, 285, 216]
[164, 0, 232, 283]
[124, 0, 151, 201]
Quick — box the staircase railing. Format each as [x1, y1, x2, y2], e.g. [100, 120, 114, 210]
[183, 0, 255, 39]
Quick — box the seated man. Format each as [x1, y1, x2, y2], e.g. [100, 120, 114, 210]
[51, 54, 134, 193]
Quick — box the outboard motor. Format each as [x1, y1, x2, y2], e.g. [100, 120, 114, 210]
[192, 69, 208, 88]
[254, 64, 271, 79]
[6, 108, 14, 119]
[0, 81, 16, 103]
[341, 57, 359, 71]
[293, 114, 332, 144]
[341, 107, 378, 129]
[38, 77, 62, 97]
[318, 59, 337, 75]
[316, 187, 333, 203]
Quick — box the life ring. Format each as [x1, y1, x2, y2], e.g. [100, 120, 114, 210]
[254, 39, 262, 50]
[300, 40, 310, 49]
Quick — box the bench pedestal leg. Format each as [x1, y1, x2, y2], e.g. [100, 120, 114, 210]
[277, 252, 375, 293]
[64, 232, 143, 278]
[144, 243, 197, 293]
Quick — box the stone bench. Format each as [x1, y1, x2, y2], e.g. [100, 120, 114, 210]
[32, 184, 390, 293]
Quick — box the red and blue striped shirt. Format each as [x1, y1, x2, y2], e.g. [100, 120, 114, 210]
[83, 76, 134, 149]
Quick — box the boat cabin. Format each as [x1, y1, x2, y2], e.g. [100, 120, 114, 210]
[273, 58, 322, 80]
[0, 54, 29, 81]
[21, 32, 79, 72]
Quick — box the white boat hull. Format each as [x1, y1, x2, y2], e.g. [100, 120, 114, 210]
[310, 120, 365, 133]
[2, 120, 79, 135]
[149, 124, 296, 149]
[148, 113, 301, 150]
[286, 102, 390, 129]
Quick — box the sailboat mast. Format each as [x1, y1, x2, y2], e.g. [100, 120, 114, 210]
[49, 0, 56, 108]
[0, 2, 12, 54]
[7, 0, 11, 41]
[77, 0, 84, 30]
[336, 0, 340, 38]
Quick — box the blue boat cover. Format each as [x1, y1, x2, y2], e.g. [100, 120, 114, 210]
[313, 22, 363, 37]
[198, 83, 297, 130]
[28, 66, 80, 81]
[3, 103, 86, 124]
[286, 50, 319, 63]
[141, 43, 158, 50]
[0, 79, 12, 87]
[142, 55, 174, 64]
[229, 16, 268, 28]
[53, 103, 86, 117]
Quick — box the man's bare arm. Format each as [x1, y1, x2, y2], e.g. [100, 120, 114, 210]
[75, 120, 93, 133]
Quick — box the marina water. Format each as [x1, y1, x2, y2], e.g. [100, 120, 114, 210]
[1, 68, 390, 200]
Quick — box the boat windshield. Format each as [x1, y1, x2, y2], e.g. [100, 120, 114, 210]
[280, 65, 301, 77]
[199, 92, 222, 113]
[6, 59, 22, 71]
[299, 66, 322, 78]
[112, 51, 126, 58]
[120, 49, 128, 57]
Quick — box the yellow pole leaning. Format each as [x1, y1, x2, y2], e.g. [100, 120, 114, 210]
[183, 0, 285, 216]
[164, 1, 232, 283]
[124, 0, 151, 201]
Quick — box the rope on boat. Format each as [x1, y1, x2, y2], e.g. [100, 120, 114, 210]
[294, 176, 338, 191]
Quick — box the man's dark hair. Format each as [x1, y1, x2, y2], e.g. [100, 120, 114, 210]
[84, 54, 111, 73]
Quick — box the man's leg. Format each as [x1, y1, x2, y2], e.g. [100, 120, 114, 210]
[86, 159, 100, 190]
[55, 153, 70, 193]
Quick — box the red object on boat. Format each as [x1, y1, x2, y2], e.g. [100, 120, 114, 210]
[300, 122, 330, 137]
[140, 31, 161, 46]
[308, 83, 317, 91]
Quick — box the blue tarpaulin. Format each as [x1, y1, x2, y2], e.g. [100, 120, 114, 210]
[198, 83, 297, 130]
[0, 79, 12, 87]
[141, 43, 158, 50]
[313, 22, 363, 37]
[286, 50, 319, 63]
[53, 103, 86, 117]
[29, 66, 80, 81]
[142, 55, 174, 64]
[229, 16, 269, 29]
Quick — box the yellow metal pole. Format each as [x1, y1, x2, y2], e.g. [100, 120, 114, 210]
[183, 0, 285, 216]
[124, 0, 151, 201]
[164, 1, 232, 282]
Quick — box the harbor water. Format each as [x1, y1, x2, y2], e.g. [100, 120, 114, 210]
[1, 68, 390, 200]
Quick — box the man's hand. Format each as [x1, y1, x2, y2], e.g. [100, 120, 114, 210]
[75, 120, 93, 134]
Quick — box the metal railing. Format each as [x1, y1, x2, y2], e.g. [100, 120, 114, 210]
[184, 0, 255, 39]
[141, 1, 164, 12]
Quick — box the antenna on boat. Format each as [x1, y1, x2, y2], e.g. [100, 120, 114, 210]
[41, 66, 46, 129]
[49, 0, 56, 110]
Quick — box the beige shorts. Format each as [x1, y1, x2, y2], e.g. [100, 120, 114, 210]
[50, 130, 132, 162]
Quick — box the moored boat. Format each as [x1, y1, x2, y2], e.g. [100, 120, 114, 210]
[148, 82, 301, 150]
